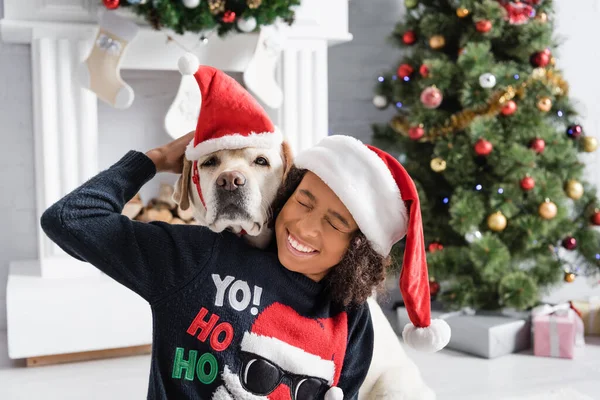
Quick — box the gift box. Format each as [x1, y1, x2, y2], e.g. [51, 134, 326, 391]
[532, 304, 585, 359]
[396, 305, 531, 359]
[571, 297, 600, 336]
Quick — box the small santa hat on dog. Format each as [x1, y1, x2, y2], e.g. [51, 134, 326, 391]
[295, 135, 451, 353]
[177, 53, 282, 161]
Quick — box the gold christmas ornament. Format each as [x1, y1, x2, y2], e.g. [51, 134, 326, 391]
[565, 180, 584, 200]
[564, 272, 576, 283]
[537, 97, 552, 112]
[208, 0, 226, 14]
[536, 12, 548, 23]
[456, 7, 469, 18]
[539, 199, 558, 220]
[389, 68, 568, 141]
[582, 136, 598, 152]
[550, 57, 556, 66]
[247, 0, 262, 9]
[429, 35, 446, 50]
[487, 211, 507, 232]
[430, 157, 447, 172]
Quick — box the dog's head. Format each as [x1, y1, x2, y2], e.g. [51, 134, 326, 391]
[174, 142, 293, 241]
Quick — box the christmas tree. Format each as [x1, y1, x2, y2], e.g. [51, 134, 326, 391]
[373, 0, 600, 311]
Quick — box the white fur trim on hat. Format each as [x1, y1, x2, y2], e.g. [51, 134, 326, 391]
[179, 52, 200, 76]
[241, 332, 335, 385]
[185, 129, 283, 161]
[294, 135, 408, 256]
[402, 318, 451, 353]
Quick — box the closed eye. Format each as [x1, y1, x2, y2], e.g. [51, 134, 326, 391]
[201, 157, 218, 167]
[297, 199, 311, 209]
[326, 218, 342, 232]
[254, 156, 270, 166]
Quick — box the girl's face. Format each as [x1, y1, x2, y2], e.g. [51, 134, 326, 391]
[275, 171, 358, 282]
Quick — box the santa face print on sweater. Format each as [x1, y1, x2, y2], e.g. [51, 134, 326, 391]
[211, 302, 348, 400]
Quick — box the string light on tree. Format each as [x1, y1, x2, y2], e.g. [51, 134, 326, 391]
[430, 157, 447, 172]
[429, 35, 446, 50]
[488, 211, 507, 232]
[539, 199, 558, 220]
[537, 97, 552, 112]
[530, 138, 546, 153]
[520, 176, 535, 191]
[474, 138, 493, 156]
[409, 125, 425, 140]
[479, 73, 496, 89]
[501, 100, 517, 116]
[582, 136, 598, 152]
[562, 236, 578, 250]
[403, 31, 417, 45]
[127, 0, 147, 3]
[565, 180, 584, 200]
[420, 86, 443, 109]
[475, 20, 493, 33]
[103, 0, 120, 9]
[567, 124, 583, 139]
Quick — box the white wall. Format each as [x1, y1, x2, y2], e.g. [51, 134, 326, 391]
[0, 0, 599, 333]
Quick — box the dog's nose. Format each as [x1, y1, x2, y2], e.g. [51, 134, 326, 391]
[217, 171, 246, 191]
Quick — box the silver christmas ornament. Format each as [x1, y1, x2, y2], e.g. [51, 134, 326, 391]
[237, 16, 257, 33]
[182, 0, 201, 8]
[479, 73, 496, 89]
[373, 95, 389, 109]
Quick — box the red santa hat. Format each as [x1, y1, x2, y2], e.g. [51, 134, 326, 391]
[295, 135, 451, 353]
[177, 53, 282, 161]
[241, 302, 347, 400]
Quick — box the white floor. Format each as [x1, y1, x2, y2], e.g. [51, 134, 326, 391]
[1, 330, 599, 400]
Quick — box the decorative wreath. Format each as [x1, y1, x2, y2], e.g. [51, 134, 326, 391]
[104, 0, 300, 37]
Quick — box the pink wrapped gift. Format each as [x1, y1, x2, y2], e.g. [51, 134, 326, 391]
[532, 304, 584, 359]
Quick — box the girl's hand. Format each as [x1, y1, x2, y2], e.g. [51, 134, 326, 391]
[145, 132, 195, 174]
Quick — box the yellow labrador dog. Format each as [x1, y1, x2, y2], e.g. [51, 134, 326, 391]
[173, 142, 293, 249]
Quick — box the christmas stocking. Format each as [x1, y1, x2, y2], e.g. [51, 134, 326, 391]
[243, 25, 287, 109]
[164, 74, 201, 139]
[77, 11, 139, 109]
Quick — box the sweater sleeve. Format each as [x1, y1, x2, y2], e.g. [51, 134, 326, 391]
[337, 304, 374, 399]
[40, 150, 217, 305]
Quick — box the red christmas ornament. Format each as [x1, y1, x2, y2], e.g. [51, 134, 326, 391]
[567, 124, 583, 139]
[476, 20, 493, 33]
[520, 176, 535, 191]
[591, 211, 600, 226]
[531, 51, 551, 67]
[530, 138, 546, 153]
[428, 242, 444, 253]
[501, 100, 518, 116]
[403, 31, 417, 45]
[502, 2, 535, 25]
[222, 10, 236, 23]
[409, 126, 425, 140]
[429, 280, 441, 296]
[562, 236, 578, 250]
[419, 64, 430, 78]
[475, 138, 493, 156]
[103, 0, 120, 9]
[397, 64, 414, 79]
[420, 86, 443, 109]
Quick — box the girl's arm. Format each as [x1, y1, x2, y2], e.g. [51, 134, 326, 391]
[337, 304, 375, 399]
[41, 134, 217, 305]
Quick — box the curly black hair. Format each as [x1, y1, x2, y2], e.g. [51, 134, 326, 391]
[269, 166, 391, 307]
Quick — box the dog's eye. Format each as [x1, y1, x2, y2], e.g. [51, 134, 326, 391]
[201, 157, 217, 167]
[254, 157, 270, 166]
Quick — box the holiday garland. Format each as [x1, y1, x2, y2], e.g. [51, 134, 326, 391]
[104, 0, 300, 37]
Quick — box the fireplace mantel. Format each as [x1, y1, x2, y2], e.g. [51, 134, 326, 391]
[2, 0, 351, 359]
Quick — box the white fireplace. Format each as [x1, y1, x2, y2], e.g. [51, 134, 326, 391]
[1, 0, 351, 359]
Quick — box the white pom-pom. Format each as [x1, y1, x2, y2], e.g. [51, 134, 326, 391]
[402, 318, 451, 353]
[325, 387, 343, 400]
[178, 53, 200, 75]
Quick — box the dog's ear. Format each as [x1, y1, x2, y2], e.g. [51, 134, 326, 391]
[173, 157, 192, 210]
[280, 141, 294, 182]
